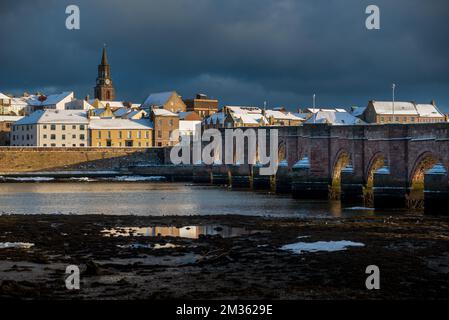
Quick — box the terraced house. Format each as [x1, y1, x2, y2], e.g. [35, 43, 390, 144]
[11, 110, 88, 147]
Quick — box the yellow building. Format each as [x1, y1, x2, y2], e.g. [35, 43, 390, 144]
[89, 119, 153, 147]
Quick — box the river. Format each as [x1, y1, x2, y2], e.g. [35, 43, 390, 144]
[0, 181, 402, 217]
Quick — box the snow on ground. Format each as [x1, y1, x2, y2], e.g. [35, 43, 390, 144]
[281, 240, 365, 254]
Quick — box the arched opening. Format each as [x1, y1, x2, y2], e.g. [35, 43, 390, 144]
[408, 153, 439, 209]
[366, 153, 386, 188]
[364, 153, 386, 207]
[330, 151, 351, 199]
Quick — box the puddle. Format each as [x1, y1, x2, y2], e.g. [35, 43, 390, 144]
[117, 243, 180, 250]
[0, 242, 35, 249]
[281, 240, 365, 254]
[344, 207, 374, 211]
[102, 225, 267, 239]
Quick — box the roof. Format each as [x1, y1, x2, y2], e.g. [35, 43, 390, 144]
[304, 110, 365, 125]
[142, 92, 175, 108]
[152, 108, 178, 117]
[415, 104, 444, 118]
[89, 119, 153, 130]
[14, 110, 88, 125]
[370, 101, 444, 117]
[0, 93, 11, 100]
[225, 106, 263, 114]
[265, 110, 304, 121]
[179, 111, 201, 121]
[231, 113, 268, 125]
[203, 112, 225, 125]
[27, 92, 74, 107]
[0, 116, 23, 122]
[351, 106, 366, 117]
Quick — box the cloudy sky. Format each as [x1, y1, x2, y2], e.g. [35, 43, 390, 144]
[1, 0, 448, 111]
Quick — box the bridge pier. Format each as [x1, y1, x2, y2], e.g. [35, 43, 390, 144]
[340, 165, 364, 204]
[192, 164, 212, 184]
[252, 165, 271, 190]
[228, 164, 252, 189]
[291, 157, 329, 199]
[275, 163, 291, 193]
[424, 164, 449, 215]
[373, 166, 407, 209]
[211, 164, 229, 185]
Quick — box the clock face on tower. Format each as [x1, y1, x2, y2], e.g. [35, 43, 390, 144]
[105, 79, 110, 85]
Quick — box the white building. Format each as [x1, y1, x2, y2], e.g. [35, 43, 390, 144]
[11, 110, 89, 147]
[26, 92, 75, 111]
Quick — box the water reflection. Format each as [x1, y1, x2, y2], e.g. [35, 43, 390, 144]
[0, 182, 399, 217]
[102, 225, 267, 239]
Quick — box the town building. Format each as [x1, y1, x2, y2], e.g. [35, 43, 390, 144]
[222, 106, 268, 128]
[11, 110, 88, 147]
[179, 111, 202, 138]
[94, 47, 116, 101]
[183, 93, 219, 118]
[25, 92, 75, 112]
[360, 100, 446, 124]
[141, 91, 187, 114]
[0, 115, 23, 145]
[89, 119, 153, 147]
[150, 108, 179, 147]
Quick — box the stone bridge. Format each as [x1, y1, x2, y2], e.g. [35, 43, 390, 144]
[203, 123, 449, 214]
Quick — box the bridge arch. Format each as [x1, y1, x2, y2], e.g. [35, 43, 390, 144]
[365, 152, 386, 188]
[409, 152, 440, 190]
[331, 149, 352, 188]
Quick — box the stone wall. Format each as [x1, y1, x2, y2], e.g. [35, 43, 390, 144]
[0, 147, 165, 173]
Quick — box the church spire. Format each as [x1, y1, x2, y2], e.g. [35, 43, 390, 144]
[101, 45, 109, 65]
[94, 46, 115, 101]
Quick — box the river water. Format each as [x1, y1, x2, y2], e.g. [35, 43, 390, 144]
[0, 181, 395, 217]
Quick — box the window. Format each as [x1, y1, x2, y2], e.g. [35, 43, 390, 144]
[145, 131, 149, 139]
[169, 120, 173, 126]
[158, 130, 162, 138]
[138, 142, 141, 147]
[107, 131, 111, 139]
[62, 134, 66, 140]
[62, 125, 66, 131]
[51, 143, 56, 147]
[43, 125, 47, 129]
[158, 120, 162, 126]
[50, 134, 56, 140]
[137, 131, 141, 139]
[43, 134, 47, 139]
[118, 131, 122, 139]
[80, 125, 85, 130]
[127, 131, 131, 139]
[72, 125, 76, 130]
[51, 125, 56, 130]
[62, 144, 65, 147]
[80, 143, 85, 147]
[43, 144, 47, 147]
[80, 134, 85, 140]
[72, 134, 76, 139]
[98, 142, 101, 147]
[98, 131, 101, 139]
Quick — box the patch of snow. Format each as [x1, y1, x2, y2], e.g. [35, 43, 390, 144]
[112, 176, 166, 182]
[0, 242, 35, 249]
[281, 240, 365, 254]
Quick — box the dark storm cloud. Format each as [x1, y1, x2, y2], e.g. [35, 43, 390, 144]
[1, 0, 448, 110]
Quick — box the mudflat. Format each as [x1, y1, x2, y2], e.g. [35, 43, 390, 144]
[1, 214, 449, 299]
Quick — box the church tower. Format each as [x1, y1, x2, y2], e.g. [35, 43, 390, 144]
[94, 46, 116, 101]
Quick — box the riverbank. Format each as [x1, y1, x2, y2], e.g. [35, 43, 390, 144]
[1, 214, 449, 299]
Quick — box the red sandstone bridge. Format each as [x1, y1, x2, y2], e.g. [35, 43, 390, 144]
[194, 123, 449, 214]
